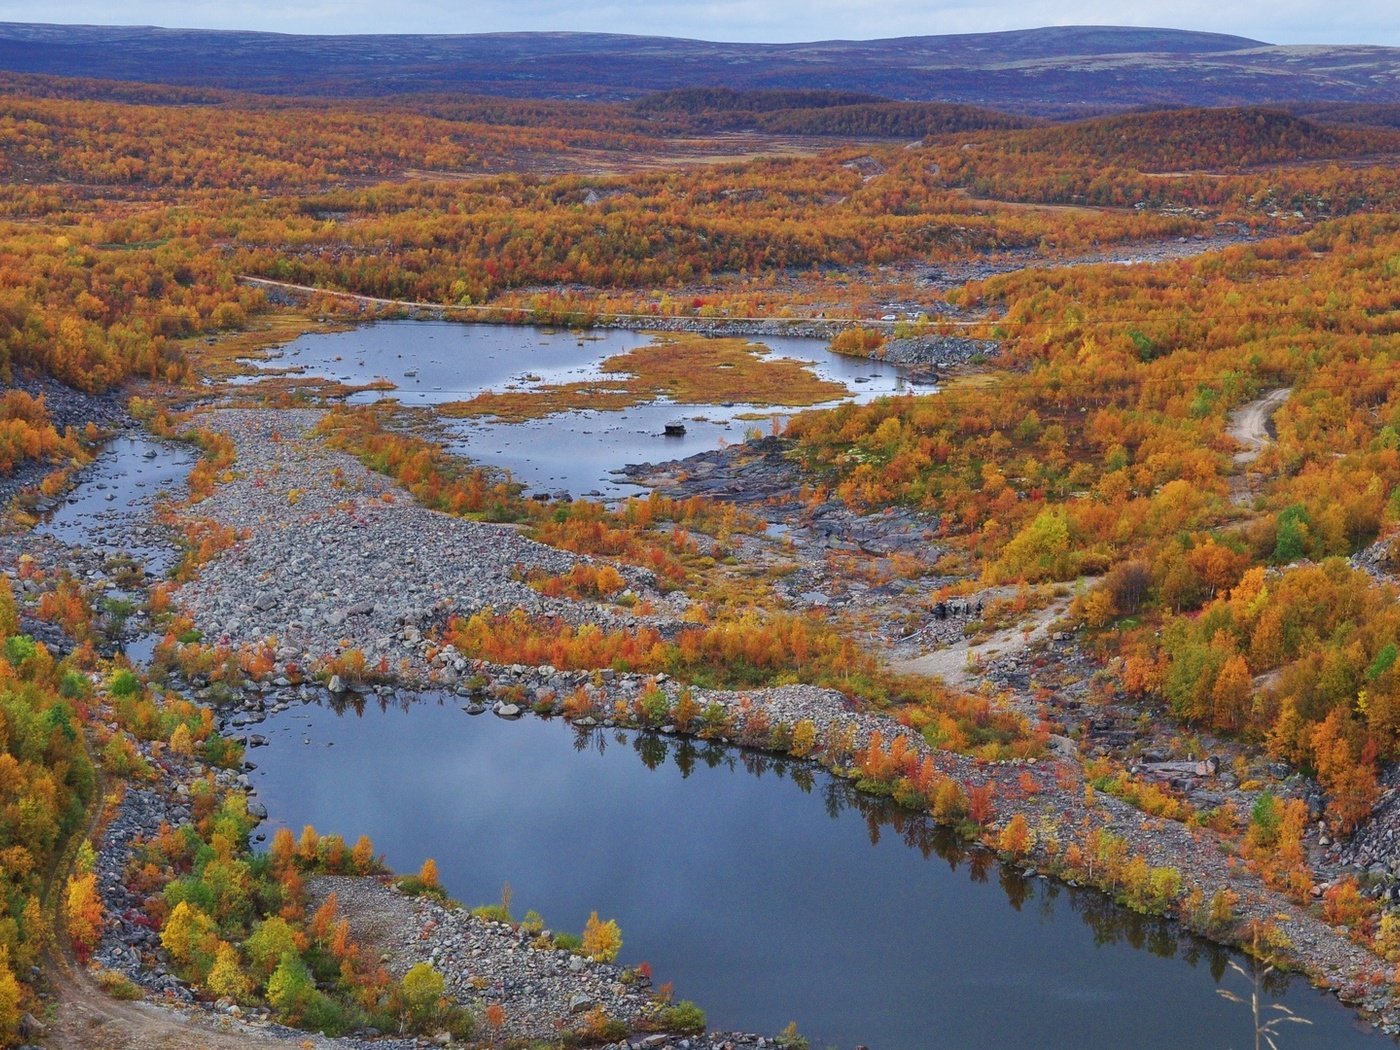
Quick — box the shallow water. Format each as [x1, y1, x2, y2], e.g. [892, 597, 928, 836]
[247, 697, 1391, 1050]
[239, 321, 921, 496]
[36, 435, 197, 574]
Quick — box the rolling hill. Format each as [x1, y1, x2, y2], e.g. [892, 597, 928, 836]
[0, 23, 1397, 113]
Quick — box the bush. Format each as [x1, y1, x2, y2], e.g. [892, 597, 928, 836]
[553, 931, 583, 953]
[657, 1000, 706, 1033]
[582, 911, 622, 962]
[108, 668, 142, 697]
[93, 968, 142, 1000]
[2, 635, 37, 666]
[400, 962, 446, 1032]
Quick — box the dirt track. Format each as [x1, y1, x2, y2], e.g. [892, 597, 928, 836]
[1227, 387, 1290, 504]
[1228, 387, 1291, 466]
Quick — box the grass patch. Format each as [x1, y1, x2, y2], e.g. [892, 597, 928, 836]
[440, 334, 846, 422]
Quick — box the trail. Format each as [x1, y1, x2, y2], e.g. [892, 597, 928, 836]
[891, 593, 1072, 686]
[1227, 387, 1290, 504]
[236, 275, 975, 329]
[1228, 387, 1291, 466]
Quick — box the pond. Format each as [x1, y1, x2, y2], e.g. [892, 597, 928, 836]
[238, 321, 921, 497]
[245, 696, 1391, 1050]
[36, 434, 197, 575]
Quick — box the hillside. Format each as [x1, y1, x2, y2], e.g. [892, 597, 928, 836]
[994, 107, 1400, 171]
[0, 23, 1398, 112]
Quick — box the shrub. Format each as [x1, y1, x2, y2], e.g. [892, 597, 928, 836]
[108, 668, 142, 697]
[657, 999, 706, 1033]
[400, 962, 446, 1032]
[582, 911, 623, 962]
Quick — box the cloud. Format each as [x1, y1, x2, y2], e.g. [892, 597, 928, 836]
[0, 0, 1394, 45]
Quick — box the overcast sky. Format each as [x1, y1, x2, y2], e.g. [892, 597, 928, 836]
[3, 0, 1395, 46]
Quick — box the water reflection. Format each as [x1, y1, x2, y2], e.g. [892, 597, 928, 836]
[248, 694, 1389, 1049]
[232, 321, 915, 497]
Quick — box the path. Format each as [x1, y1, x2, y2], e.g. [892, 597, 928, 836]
[236, 275, 975, 330]
[1228, 387, 1291, 467]
[891, 592, 1072, 686]
[1227, 387, 1290, 504]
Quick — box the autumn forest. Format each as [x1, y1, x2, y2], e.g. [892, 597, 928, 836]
[5, 21, 1400, 1050]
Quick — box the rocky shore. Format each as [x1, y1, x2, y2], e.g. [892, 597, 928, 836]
[156, 408, 1400, 1033]
[13, 391, 1400, 1045]
[174, 408, 687, 683]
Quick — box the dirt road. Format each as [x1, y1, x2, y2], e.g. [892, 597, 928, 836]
[1228, 387, 1291, 467]
[1227, 387, 1290, 504]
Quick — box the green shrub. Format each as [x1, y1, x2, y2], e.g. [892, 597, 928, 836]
[108, 668, 141, 697]
[3, 635, 37, 666]
[657, 1000, 706, 1033]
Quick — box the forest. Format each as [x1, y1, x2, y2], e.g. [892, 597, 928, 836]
[4, 61, 1400, 1046]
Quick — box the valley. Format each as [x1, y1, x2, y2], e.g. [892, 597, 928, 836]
[4, 22, 1400, 1050]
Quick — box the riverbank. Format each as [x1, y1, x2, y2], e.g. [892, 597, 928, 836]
[158, 405, 1400, 1036]
[10, 391, 1400, 1045]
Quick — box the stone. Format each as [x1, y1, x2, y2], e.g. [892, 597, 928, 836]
[569, 994, 595, 1014]
[494, 703, 522, 718]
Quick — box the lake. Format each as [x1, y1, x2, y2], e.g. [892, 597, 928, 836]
[246, 695, 1391, 1050]
[237, 321, 922, 497]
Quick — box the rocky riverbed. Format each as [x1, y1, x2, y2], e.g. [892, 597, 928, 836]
[12, 383, 1400, 1044]
[173, 408, 687, 683]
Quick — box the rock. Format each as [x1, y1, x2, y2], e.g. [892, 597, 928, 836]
[569, 993, 595, 1014]
[328, 675, 346, 694]
[494, 703, 522, 718]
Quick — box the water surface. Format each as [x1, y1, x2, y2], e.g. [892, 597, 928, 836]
[240, 321, 919, 496]
[37, 435, 196, 574]
[247, 697, 1390, 1050]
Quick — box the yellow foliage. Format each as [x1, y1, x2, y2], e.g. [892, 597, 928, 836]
[581, 911, 623, 962]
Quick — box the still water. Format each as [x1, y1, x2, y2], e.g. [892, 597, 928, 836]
[246, 696, 1391, 1050]
[238, 321, 923, 497]
[37, 434, 196, 574]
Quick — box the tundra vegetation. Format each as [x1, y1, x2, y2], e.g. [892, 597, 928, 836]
[4, 72, 1400, 1045]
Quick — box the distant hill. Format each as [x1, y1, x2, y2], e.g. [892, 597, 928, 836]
[1000, 107, 1400, 170]
[0, 23, 1397, 113]
[629, 89, 1038, 135]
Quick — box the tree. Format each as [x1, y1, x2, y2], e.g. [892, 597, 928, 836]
[932, 779, 968, 822]
[996, 814, 1032, 858]
[968, 782, 996, 826]
[417, 858, 439, 891]
[160, 901, 219, 980]
[246, 915, 301, 982]
[266, 950, 315, 1021]
[0, 950, 20, 1045]
[207, 941, 252, 1001]
[65, 872, 104, 962]
[1211, 654, 1253, 732]
[581, 911, 622, 962]
[990, 508, 1072, 583]
[351, 835, 376, 873]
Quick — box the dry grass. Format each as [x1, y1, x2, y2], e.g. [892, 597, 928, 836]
[191, 311, 355, 382]
[440, 334, 847, 422]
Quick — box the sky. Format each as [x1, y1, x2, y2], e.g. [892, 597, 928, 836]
[1, 0, 1395, 46]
